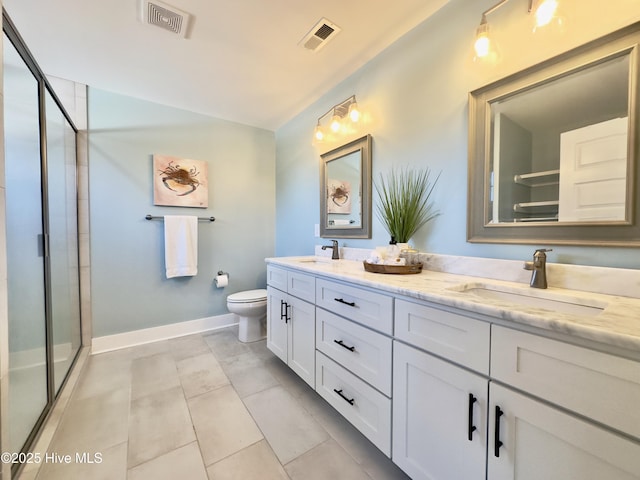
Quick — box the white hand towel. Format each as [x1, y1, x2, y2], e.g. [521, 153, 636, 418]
[164, 215, 198, 278]
[332, 219, 350, 226]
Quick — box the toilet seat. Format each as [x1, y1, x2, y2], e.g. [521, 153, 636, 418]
[227, 289, 267, 304]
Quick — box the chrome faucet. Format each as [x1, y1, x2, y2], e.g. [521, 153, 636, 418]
[321, 240, 340, 260]
[524, 248, 552, 289]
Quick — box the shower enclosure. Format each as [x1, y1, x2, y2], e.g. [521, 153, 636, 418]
[3, 10, 83, 470]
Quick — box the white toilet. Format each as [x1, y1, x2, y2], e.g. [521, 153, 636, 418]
[226, 289, 268, 343]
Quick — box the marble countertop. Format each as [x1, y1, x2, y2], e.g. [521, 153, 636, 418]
[266, 255, 640, 354]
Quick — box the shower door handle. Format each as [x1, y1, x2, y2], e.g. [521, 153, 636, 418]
[37, 233, 49, 258]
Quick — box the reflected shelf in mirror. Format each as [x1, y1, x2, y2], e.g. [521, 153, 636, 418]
[468, 21, 640, 246]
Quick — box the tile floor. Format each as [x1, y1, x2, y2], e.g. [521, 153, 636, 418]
[31, 327, 410, 479]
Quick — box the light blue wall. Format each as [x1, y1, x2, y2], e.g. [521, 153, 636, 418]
[89, 89, 275, 337]
[275, 0, 640, 269]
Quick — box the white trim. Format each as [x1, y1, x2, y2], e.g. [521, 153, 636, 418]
[91, 313, 237, 354]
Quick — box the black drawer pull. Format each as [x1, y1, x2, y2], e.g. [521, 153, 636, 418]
[468, 393, 477, 441]
[334, 298, 356, 307]
[334, 339, 356, 352]
[494, 405, 504, 457]
[280, 300, 288, 323]
[333, 388, 355, 405]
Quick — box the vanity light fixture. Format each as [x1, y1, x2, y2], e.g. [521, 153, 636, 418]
[314, 120, 325, 141]
[313, 95, 361, 143]
[473, 0, 562, 62]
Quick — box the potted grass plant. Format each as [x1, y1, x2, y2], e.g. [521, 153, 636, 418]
[374, 166, 441, 245]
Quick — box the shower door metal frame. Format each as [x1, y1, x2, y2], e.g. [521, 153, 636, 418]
[3, 9, 83, 474]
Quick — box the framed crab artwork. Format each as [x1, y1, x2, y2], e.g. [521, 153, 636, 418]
[153, 154, 209, 208]
[327, 178, 351, 214]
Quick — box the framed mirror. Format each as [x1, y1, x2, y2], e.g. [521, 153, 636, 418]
[320, 134, 372, 238]
[468, 22, 640, 246]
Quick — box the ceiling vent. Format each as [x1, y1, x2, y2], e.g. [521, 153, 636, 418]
[138, 0, 191, 38]
[299, 18, 341, 52]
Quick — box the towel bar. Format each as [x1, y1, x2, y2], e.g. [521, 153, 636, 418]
[145, 214, 215, 222]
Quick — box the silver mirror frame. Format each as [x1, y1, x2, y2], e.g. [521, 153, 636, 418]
[468, 22, 640, 247]
[320, 134, 372, 238]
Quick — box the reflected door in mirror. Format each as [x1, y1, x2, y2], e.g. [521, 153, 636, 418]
[488, 53, 629, 224]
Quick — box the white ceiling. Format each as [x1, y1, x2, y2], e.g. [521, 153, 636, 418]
[4, 0, 449, 131]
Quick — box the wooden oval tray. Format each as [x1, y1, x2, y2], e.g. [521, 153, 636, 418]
[363, 261, 423, 274]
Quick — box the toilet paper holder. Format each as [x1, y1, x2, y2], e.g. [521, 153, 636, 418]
[214, 270, 229, 288]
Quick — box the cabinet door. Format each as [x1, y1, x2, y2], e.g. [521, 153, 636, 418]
[266, 286, 288, 363]
[392, 341, 487, 480]
[488, 383, 640, 480]
[287, 296, 315, 387]
[491, 325, 640, 439]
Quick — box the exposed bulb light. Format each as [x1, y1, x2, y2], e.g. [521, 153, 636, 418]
[474, 21, 492, 59]
[314, 122, 324, 142]
[348, 101, 361, 123]
[473, 19, 499, 63]
[472, 0, 565, 65]
[533, 0, 558, 28]
[330, 111, 342, 132]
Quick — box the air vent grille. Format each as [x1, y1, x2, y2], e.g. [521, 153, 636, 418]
[139, 0, 191, 38]
[299, 18, 341, 52]
[148, 3, 184, 34]
[314, 24, 335, 40]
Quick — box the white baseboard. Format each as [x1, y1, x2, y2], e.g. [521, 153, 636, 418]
[91, 313, 237, 354]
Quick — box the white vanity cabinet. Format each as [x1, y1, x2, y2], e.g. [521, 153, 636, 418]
[266, 266, 316, 387]
[266, 258, 640, 480]
[488, 325, 640, 480]
[314, 278, 394, 456]
[487, 383, 640, 480]
[392, 299, 490, 480]
[392, 300, 640, 480]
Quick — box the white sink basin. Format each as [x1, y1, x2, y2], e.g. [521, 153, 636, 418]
[448, 282, 607, 317]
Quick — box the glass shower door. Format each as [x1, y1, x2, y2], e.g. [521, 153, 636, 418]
[4, 34, 49, 453]
[45, 91, 82, 394]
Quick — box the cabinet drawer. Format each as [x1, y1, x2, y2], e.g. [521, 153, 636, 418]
[316, 308, 392, 396]
[491, 325, 640, 440]
[395, 299, 490, 375]
[267, 266, 315, 303]
[288, 270, 315, 303]
[316, 351, 391, 456]
[267, 265, 288, 291]
[316, 279, 393, 335]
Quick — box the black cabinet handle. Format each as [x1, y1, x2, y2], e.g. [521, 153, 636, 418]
[468, 393, 477, 441]
[334, 339, 356, 352]
[280, 300, 289, 323]
[494, 405, 504, 457]
[286, 303, 291, 324]
[334, 298, 356, 307]
[333, 388, 355, 405]
[280, 300, 287, 322]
